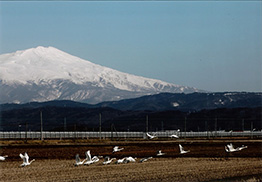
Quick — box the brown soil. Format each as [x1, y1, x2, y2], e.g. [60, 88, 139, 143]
[1, 139, 261, 159]
[1, 158, 261, 182]
[0, 139, 261, 181]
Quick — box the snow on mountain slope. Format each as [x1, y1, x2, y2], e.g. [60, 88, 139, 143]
[0, 46, 201, 104]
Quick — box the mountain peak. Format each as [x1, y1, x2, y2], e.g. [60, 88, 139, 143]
[0, 46, 99, 84]
[0, 46, 202, 104]
[16, 46, 73, 59]
[29, 46, 58, 54]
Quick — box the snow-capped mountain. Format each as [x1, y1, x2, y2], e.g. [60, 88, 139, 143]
[0, 46, 201, 104]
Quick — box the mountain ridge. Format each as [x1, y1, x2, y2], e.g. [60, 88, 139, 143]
[97, 92, 262, 111]
[1, 92, 261, 131]
[1, 92, 261, 112]
[0, 46, 201, 104]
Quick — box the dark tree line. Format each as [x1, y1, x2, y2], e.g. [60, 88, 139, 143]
[1, 106, 261, 132]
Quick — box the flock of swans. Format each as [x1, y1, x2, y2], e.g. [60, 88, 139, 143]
[147, 131, 180, 139]
[72, 140, 247, 167]
[75, 151, 101, 166]
[74, 146, 138, 166]
[0, 132, 248, 167]
[147, 132, 248, 154]
[74, 145, 156, 166]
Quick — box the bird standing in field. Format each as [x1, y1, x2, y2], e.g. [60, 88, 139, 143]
[179, 144, 190, 154]
[20, 152, 35, 167]
[0, 155, 8, 161]
[113, 146, 124, 153]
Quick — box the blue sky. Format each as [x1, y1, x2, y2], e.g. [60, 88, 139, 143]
[0, 1, 261, 92]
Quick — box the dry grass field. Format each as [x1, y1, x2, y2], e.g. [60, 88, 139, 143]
[0, 139, 262, 181]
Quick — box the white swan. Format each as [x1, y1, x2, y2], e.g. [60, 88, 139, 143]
[84, 150, 95, 165]
[140, 157, 153, 163]
[0, 155, 8, 161]
[156, 150, 165, 156]
[115, 157, 127, 164]
[238, 145, 248, 151]
[75, 154, 86, 166]
[123, 156, 137, 163]
[91, 156, 100, 163]
[103, 156, 116, 165]
[170, 129, 180, 138]
[170, 134, 179, 138]
[20, 152, 35, 167]
[113, 146, 124, 153]
[146, 133, 157, 139]
[179, 144, 190, 154]
[225, 143, 248, 152]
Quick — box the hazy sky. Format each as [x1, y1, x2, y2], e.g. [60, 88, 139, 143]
[0, 1, 261, 92]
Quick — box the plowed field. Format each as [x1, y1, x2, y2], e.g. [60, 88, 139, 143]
[0, 139, 261, 181]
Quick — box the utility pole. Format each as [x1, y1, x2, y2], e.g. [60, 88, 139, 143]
[18, 124, 22, 139]
[242, 119, 244, 131]
[184, 117, 187, 138]
[146, 115, 148, 133]
[40, 111, 43, 140]
[251, 121, 253, 139]
[25, 122, 28, 142]
[64, 117, 67, 131]
[99, 113, 102, 139]
[205, 120, 208, 139]
[215, 118, 217, 138]
[74, 124, 77, 141]
[111, 123, 113, 140]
